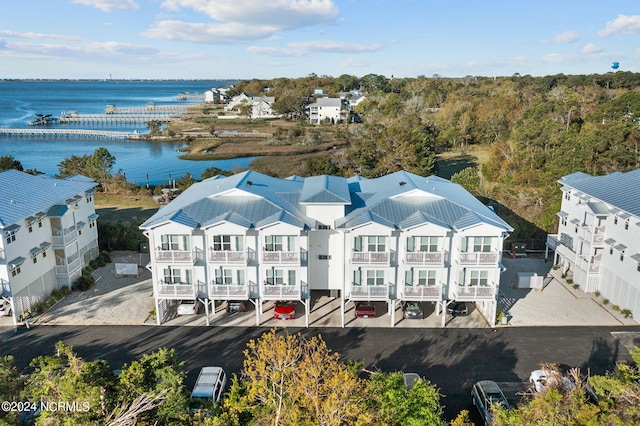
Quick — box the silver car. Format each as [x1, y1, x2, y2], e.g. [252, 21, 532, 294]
[471, 380, 510, 425]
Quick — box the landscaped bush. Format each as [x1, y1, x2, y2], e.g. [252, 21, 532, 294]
[595, 291, 601, 297]
[573, 284, 579, 289]
[603, 299, 610, 305]
[621, 309, 633, 318]
[567, 279, 574, 284]
[73, 267, 96, 291]
[98, 221, 142, 251]
[561, 273, 567, 279]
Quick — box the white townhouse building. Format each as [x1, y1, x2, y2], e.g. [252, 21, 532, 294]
[306, 98, 347, 124]
[0, 170, 100, 324]
[547, 169, 640, 320]
[140, 170, 512, 327]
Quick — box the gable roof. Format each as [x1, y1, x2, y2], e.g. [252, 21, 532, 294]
[0, 170, 96, 229]
[560, 168, 640, 218]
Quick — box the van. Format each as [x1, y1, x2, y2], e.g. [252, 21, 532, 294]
[190, 367, 227, 407]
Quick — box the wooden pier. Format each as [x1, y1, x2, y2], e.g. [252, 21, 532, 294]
[58, 114, 173, 124]
[0, 128, 141, 140]
[105, 105, 190, 114]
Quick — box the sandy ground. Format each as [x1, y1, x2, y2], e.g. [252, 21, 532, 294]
[37, 251, 154, 325]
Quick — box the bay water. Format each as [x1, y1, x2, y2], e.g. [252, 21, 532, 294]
[0, 80, 256, 185]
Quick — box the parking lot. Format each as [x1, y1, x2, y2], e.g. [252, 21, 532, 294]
[29, 252, 638, 328]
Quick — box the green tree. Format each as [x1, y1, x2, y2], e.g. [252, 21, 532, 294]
[451, 167, 481, 193]
[86, 147, 116, 184]
[201, 167, 232, 180]
[176, 172, 196, 191]
[0, 155, 23, 172]
[0, 356, 22, 425]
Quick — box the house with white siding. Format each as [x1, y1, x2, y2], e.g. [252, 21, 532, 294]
[0, 170, 99, 323]
[140, 170, 512, 326]
[547, 169, 640, 320]
[306, 98, 347, 124]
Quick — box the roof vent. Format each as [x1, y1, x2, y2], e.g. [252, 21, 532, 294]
[399, 181, 406, 186]
[247, 181, 253, 186]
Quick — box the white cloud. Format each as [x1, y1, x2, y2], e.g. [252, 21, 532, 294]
[341, 56, 374, 68]
[598, 14, 640, 37]
[248, 40, 382, 57]
[70, 0, 140, 12]
[552, 30, 579, 43]
[160, 0, 338, 30]
[582, 43, 602, 54]
[0, 30, 77, 41]
[142, 20, 275, 43]
[4, 40, 157, 59]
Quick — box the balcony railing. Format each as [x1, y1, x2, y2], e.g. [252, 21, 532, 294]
[262, 251, 299, 264]
[209, 250, 247, 264]
[52, 227, 77, 246]
[452, 283, 497, 300]
[404, 251, 445, 265]
[351, 251, 389, 264]
[209, 283, 249, 299]
[55, 257, 83, 276]
[261, 283, 301, 299]
[154, 248, 198, 264]
[155, 280, 196, 298]
[458, 251, 498, 265]
[401, 284, 442, 301]
[349, 284, 389, 300]
[0, 279, 10, 297]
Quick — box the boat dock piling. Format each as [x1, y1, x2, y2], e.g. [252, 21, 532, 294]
[0, 128, 141, 140]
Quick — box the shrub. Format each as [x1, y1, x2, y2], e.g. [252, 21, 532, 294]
[566, 279, 573, 284]
[573, 284, 579, 289]
[73, 267, 96, 291]
[561, 273, 567, 279]
[612, 305, 620, 311]
[552, 264, 560, 270]
[594, 291, 601, 297]
[621, 309, 633, 318]
[603, 299, 610, 305]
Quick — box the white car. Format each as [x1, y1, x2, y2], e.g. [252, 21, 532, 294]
[0, 300, 12, 316]
[529, 369, 574, 393]
[177, 300, 199, 315]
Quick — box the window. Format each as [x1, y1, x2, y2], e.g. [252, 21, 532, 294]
[38, 220, 43, 228]
[564, 192, 570, 200]
[28, 224, 33, 233]
[162, 267, 190, 284]
[407, 236, 438, 252]
[318, 224, 330, 230]
[614, 217, 618, 225]
[213, 235, 231, 251]
[89, 219, 95, 229]
[610, 247, 614, 255]
[215, 269, 245, 285]
[86, 193, 93, 203]
[469, 270, 489, 286]
[42, 250, 47, 258]
[161, 235, 189, 251]
[11, 266, 21, 277]
[620, 252, 624, 262]
[417, 270, 436, 286]
[318, 255, 331, 260]
[625, 221, 629, 230]
[366, 270, 385, 286]
[265, 235, 294, 252]
[266, 269, 295, 285]
[472, 237, 492, 252]
[637, 263, 640, 272]
[5, 230, 16, 244]
[561, 217, 567, 226]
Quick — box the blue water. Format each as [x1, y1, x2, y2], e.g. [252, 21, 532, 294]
[0, 80, 256, 184]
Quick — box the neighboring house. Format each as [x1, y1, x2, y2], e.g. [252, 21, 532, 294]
[0, 170, 99, 324]
[347, 94, 367, 112]
[225, 93, 252, 111]
[547, 169, 640, 320]
[224, 93, 276, 118]
[140, 170, 512, 326]
[306, 97, 347, 124]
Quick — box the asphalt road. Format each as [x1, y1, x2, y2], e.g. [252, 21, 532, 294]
[3, 325, 640, 422]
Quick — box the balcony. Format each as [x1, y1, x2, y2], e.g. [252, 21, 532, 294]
[452, 283, 497, 301]
[209, 282, 249, 299]
[55, 256, 83, 276]
[404, 251, 445, 265]
[0, 279, 10, 297]
[154, 248, 198, 264]
[546, 234, 560, 251]
[351, 251, 389, 264]
[401, 284, 442, 301]
[209, 250, 247, 264]
[458, 251, 498, 266]
[262, 251, 299, 264]
[349, 284, 389, 300]
[261, 283, 301, 299]
[52, 227, 77, 247]
[155, 280, 196, 298]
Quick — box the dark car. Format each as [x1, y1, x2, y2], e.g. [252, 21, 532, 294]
[274, 301, 296, 320]
[448, 301, 469, 316]
[354, 302, 376, 318]
[402, 301, 424, 319]
[225, 301, 246, 313]
[471, 380, 510, 425]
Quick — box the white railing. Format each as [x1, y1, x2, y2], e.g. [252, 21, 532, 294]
[156, 280, 196, 298]
[458, 251, 498, 265]
[209, 283, 248, 299]
[52, 228, 77, 246]
[262, 251, 299, 264]
[452, 283, 497, 300]
[154, 248, 195, 264]
[351, 252, 389, 264]
[0, 279, 9, 296]
[209, 250, 246, 264]
[401, 284, 442, 300]
[349, 284, 389, 299]
[262, 283, 301, 299]
[405, 251, 444, 265]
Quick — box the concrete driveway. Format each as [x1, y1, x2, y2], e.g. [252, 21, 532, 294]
[32, 252, 637, 328]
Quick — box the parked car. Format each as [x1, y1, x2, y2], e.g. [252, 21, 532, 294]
[190, 366, 227, 413]
[274, 301, 296, 320]
[403, 372, 421, 390]
[448, 301, 469, 316]
[402, 301, 424, 319]
[529, 369, 574, 393]
[354, 302, 376, 318]
[471, 380, 510, 425]
[177, 299, 199, 315]
[225, 300, 246, 313]
[0, 300, 12, 316]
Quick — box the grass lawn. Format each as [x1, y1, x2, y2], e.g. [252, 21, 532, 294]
[95, 193, 158, 224]
[436, 146, 490, 179]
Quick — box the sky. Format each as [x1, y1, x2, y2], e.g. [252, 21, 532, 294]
[1, 0, 639, 80]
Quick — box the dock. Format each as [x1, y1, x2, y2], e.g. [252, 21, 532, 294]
[0, 128, 141, 140]
[58, 114, 173, 125]
[105, 104, 190, 114]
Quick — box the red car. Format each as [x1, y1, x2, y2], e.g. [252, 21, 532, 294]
[354, 302, 376, 318]
[274, 301, 296, 320]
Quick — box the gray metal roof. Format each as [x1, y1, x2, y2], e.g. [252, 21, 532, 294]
[0, 170, 96, 229]
[560, 169, 640, 219]
[141, 170, 513, 234]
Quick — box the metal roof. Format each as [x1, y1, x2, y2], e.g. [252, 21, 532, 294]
[559, 169, 640, 219]
[300, 175, 351, 204]
[0, 170, 96, 229]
